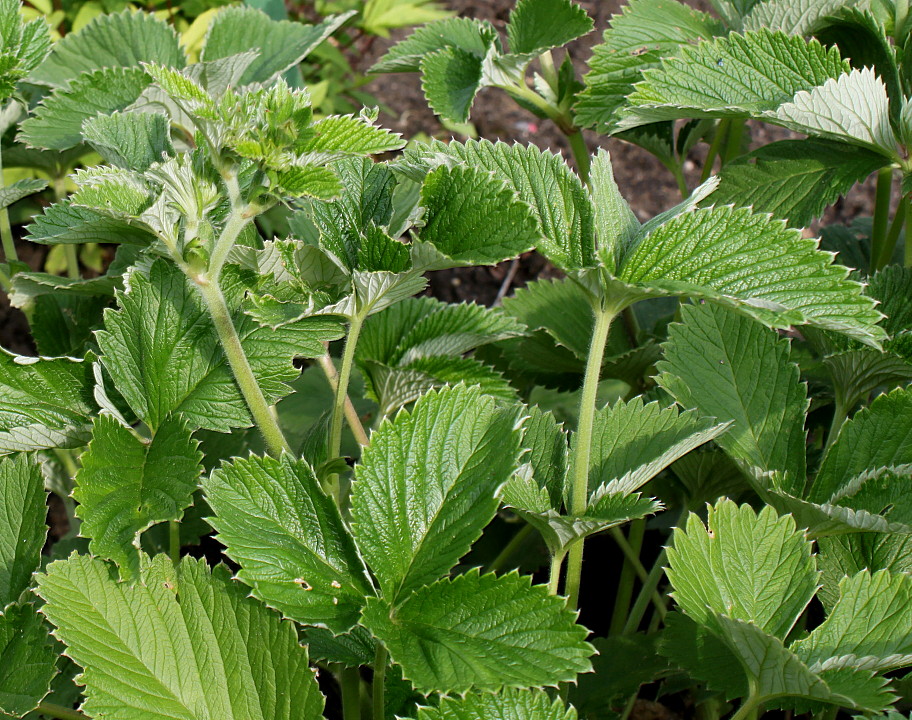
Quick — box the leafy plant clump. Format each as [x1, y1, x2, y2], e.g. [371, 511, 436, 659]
[0, 0, 910, 719]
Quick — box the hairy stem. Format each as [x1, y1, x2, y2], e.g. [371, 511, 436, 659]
[906, 194, 912, 268]
[209, 202, 254, 283]
[722, 118, 746, 164]
[877, 193, 907, 269]
[670, 162, 689, 199]
[486, 523, 533, 574]
[566, 130, 591, 184]
[317, 351, 369, 447]
[51, 177, 80, 279]
[548, 549, 567, 596]
[701, 119, 729, 183]
[564, 305, 616, 608]
[169, 520, 180, 565]
[871, 167, 894, 270]
[196, 279, 290, 456]
[372, 644, 388, 720]
[610, 526, 667, 622]
[538, 49, 559, 91]
[730, 690, 763, 720]
[826, 397, 849, 450]
[609, 519, 645, 635]
[0, 140, 17, 263]
[340, 666, 362, 720]
[328, 313, 366, 502]
[37, 702, 87, 720]
[623, 547, 668, 634]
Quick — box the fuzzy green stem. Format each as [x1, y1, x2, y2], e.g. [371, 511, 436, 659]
[548, 549, 567, 596]
[0, 264, 10, 292]
[730, 690, 763, 720]
[906, 194, 912, 268]
[896, 0, 909, 42]
[486, 523, 533, 574]
[209, 203, 254, 283]
[564, 305, 617, 608]
[196, 279, 290, 456]
[37, 702, 87, 720]
[623, 547, 668, 635]
[169, 520, 180, 565]
[64, 245, 80, 279]
[877, 193, 908, 269]
[610, 526, 667, 622]
[670, 162, 689, 198]
[722, 118, 746, 164]
[372, 644, 388, 720]
[701, 119, 729, 183]
[328, 314, 366, 502]
[826, 398, 850, 450]
[340, 666, 362, 720]
[871, 167, 894, 269]
[566, 130, 591, 184]
[609, 519, 645, 635]
[539, 49, 559, 92]
[0, 141, 17, 264]
[317, 351, 369, 447]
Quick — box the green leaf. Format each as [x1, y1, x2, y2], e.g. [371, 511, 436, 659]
[350, 385, 522, 602]
[619, 206, 885, 348]
[0, 602, 56, 717]
[415, 687, 577, 720]
[743, 0, 857, 35]
[302, 624, 376, 668]
[73, 414, 202, 580]
[97, 260, 342, 432]
[204, 454, 373, 633]
[506, 0, 593, 55]
[297, 114, 404, 161]
[415, 164, 540, 267]
[411, 140, 595, 271]
[590, 149, 638, 272]
[0, 178, 47, 211]
[581, 397, 729, 498]
[360, 569, 593, 694]
[20, 67, 152, 151]
[767, 68, 899, 158]
[811, 388, 912, 503]
[273, 165, 343, 200]
[824, 349, 912, 412]
[620, 30, 848, 128]
[37, 554, 325, 720]
[658, 303, 809, 493]
[201, 7, 352, 85]
[420, 46, 483, 123]
[792, 570, 912, 672]
[0, 350, 94, 453]
[575, 0, 722, 132]
[0, 454, 47, 605]
[668, 500, 818, 638]
[82, 111, 175, 171]
[25, 198, 156, 246]
[711, 139, 887, 228]
[519, 404, 567, 510]
[370, 17, 498, 73]
[868, 266, 912, 351]
[818, 533, 912, 610]
[28, 9, 184, 89]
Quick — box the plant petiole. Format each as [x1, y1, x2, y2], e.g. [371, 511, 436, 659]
[37, 702, 87, 720]
[870, 167, 894, 270]
[372, 643, 388, 720]
[328, 312, 366, 503]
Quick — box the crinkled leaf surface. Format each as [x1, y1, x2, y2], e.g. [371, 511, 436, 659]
[580, 397, 729, 498]
[37, 554, 325, 720]
[202, 7, 351, 85]
[20, 67, 152, 151]
[28, 9, 184, 89]
[0, 350, 94, 454]
[0, 602, 56, 717]
[811, 388, 912, 503]
[360, 569, 593, 694]
[620, 30, 848, 127]
[668, 500, 819, 639]
[350, 385, 522, 602]
[0, 454, 47, 604]
[415, 687, 577, 719]
[82, 111, 175, 171]
[420, 46, 483, 123]
[97, 260, 341, 432]
[73, 414, 202, 580]
[710, 139, 887, 228]
[414, 164, 540, 267]
[575, 0, 722, 132]
[370, 17, 498, 74]
[204, 454, 373, 633]
[26, 198, 157, 246]
[0, 178, 47, 211]
[505, 0, 593, 55]
[658, 303, 809, 493]
[618, 205, 885, 347]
